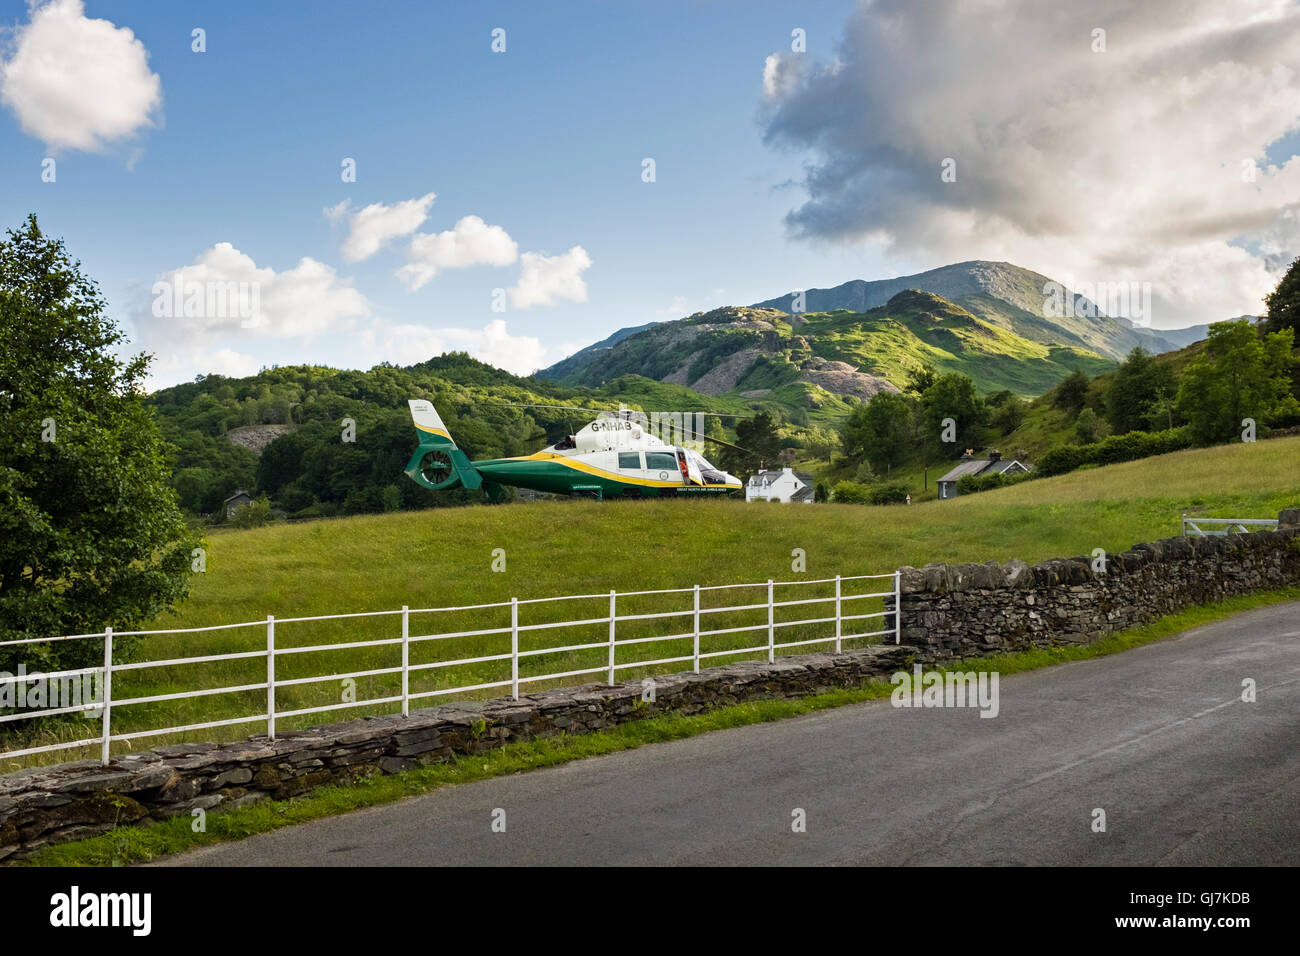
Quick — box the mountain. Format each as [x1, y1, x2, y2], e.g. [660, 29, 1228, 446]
[750, 260, 1198, 362]
[543, 320, 662, 381]
[539, 288, 1116, 401]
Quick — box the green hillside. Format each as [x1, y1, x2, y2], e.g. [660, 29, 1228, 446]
[543, 290, 1115, 400]
[749, 260, 1198, 359]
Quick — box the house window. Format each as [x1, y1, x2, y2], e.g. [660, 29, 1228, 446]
[618, 452, 642, 469]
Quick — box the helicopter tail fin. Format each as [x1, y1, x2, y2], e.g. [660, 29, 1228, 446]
[404, 399, 483, 491]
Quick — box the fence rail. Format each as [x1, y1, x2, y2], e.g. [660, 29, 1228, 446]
[1181, 515, 1279, 537]
[0, 572, 899, 766]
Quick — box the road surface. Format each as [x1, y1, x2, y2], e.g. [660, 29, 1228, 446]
[158, 602, 1300, 866]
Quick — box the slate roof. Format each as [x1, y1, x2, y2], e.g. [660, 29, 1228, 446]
[937, 458, 1031, 483]
[937, 460, 995, 483]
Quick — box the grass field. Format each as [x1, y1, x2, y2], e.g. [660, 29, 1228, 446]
[3, 435, 1297, 767]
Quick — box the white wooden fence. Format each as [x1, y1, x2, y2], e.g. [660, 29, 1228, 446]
[0, 572, 900, 766]
[1181, 515, 1279, 536]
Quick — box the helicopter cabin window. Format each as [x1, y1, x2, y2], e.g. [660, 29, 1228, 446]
[618, 452, 642, 469]
[644, 452, 678, 471]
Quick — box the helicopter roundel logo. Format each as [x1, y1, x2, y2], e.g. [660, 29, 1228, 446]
[659, 471, 668, 480]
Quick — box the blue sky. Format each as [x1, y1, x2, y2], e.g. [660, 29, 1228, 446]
[1, 0, 892, 387]
[3, 1, 1298, 389]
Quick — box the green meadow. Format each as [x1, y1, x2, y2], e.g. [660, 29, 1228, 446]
[3, 435, 1297, 768]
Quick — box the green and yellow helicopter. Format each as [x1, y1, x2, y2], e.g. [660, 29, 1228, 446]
[403, 399, 744, 500]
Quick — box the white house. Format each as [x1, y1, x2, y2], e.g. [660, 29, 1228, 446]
[746, 467, 815, 503]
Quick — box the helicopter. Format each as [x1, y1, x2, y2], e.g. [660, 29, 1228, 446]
[403, 399, 744, 500]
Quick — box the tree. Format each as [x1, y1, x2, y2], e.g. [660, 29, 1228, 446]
[720, 411, 782, 478]
[921, 373, 985, 452]
[841, 391, 912, 473]
[1175, 319, 1298, 443]
[1264, 255, 1300, 336]
[1052, 370, 1090, 416]
[990, 395, 1025, 433]
[0, 215, 200, 672]
[1107, 347, 1175, 435]
[1075, 407, 1102, 443]
[904, 363, 937, 395]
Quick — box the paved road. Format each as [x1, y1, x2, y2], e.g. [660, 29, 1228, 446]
[159, 602, 1300, 866]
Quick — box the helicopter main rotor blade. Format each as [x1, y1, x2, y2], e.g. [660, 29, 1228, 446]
[478, 402, 752, 420]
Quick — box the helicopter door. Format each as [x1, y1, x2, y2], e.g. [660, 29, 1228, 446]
[677, 448, 704, 486]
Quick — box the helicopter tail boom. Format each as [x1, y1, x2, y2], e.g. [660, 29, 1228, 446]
[404, 399, 483, 491]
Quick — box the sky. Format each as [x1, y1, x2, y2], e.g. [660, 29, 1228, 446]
[2, 0, 1298, 390]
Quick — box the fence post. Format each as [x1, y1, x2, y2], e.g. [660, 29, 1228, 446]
[511, 598, 519, 701]
[767, 579, 775, 663]
[100, 627, 113, 766]
[834, 575, 842, 653]
[692, 585, 700, 674]
[893, 572, 902, 645]
[608, 590, 617, 685]
[266, 615, 276, 740]
[401, 605, 410, 717]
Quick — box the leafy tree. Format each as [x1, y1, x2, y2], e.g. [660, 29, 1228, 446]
[990, 396, 1025, 434]
[840, 390, 912, 473]
[1052, 370, 1090, 416]
[0, 215, 200, 671]
[1264, 255, 1300, 336]
[721, 411, 782, 477]
[921, 372, 985, 452]
[1074, 407, 1102, 443]
[904, 363, 937, 395]
[1175, 319, 1298, 443]
[1107, 347, 1175, 435]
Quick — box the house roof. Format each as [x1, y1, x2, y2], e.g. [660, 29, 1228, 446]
[790, 485, 815, 502]
[937, 460, 995, 483]
[937, 458, 1030, 482]
[749, 469, 815, 485]
[984, 459, 1026, 475]
[224, 488, 252, 503]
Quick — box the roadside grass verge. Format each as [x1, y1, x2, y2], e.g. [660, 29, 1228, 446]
[20, 583, 1300, 868]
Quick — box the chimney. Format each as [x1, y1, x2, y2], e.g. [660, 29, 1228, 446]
[989, 450, 1001, 461]
[960, 449, 973, 461]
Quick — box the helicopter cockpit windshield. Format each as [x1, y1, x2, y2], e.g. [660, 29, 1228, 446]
[688, 449, 729, 485]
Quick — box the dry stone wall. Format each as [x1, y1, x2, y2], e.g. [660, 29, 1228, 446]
[890, 508, 1300, 661]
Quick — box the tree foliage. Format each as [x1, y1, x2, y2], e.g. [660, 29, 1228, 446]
[1174, 320, 1299, 443]
[1107, 347, 1177, 436]
[1264, 255, 1300, 336]
[841, 390, 913, 473]
[0, 216, 200, 670]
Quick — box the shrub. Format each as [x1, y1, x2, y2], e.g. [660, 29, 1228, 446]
[831, 480, 872, 504]
[955, 470, 1033, 495]
[867, 481, 911, 505]
[228, 494, 275, 529]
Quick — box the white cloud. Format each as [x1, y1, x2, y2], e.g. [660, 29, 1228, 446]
[0, 0, 161, 152]
[331, 192, 437, 262]
[396, 215, 519, 290]
[760, 0, 1300, 325]
[135, 242, 370, 355]
[354, 318, 550, 376]
[508, 246, 592, 309]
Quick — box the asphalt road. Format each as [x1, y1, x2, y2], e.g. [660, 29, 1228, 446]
[159, 602, 1300, 866]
